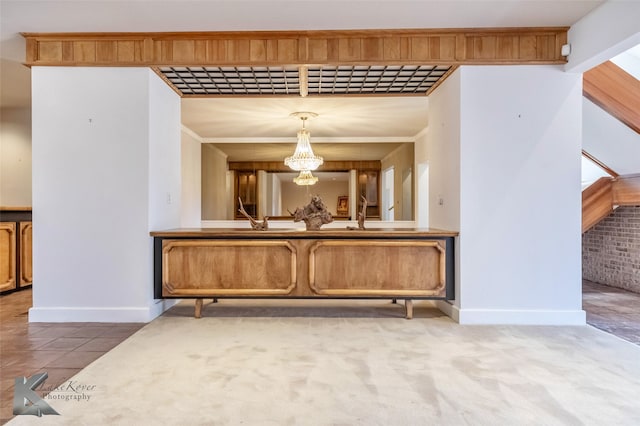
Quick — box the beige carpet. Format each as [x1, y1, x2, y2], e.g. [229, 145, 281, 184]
[8, 299, 640, 425]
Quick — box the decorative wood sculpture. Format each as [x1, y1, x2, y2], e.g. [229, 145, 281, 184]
[291, 195, 333, 231]
[347, 196, 368, 230]
[238, 198, 269, 230]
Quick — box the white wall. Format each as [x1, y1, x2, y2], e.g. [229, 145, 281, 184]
[149, 73, 182, 231]
[567, 1, 640, 73]
[583, 98, 640, 175]
[0, 107, 31, 206]
[454, 66, 584, 325]
[201, 144, 228, 219]
[422, 70, 461, 317]
[30, 67, 181, 322]
[611, 46, 640, 80]
[180, 128, 202, 227]
[424, 70, 461, 233]
[381, 143, 414, 221]
[269, 173, 282, 216]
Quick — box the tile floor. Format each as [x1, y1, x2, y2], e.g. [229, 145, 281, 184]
[583, 279, 640, 345]
[0, 289, 144, 424]
[0, 281, 638, 424]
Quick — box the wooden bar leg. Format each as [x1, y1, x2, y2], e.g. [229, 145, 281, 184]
[195, 299, 203, 319]
[212, 298, 218, 303]
[391, 298, 397, 304]
[405, 299, 413, 320]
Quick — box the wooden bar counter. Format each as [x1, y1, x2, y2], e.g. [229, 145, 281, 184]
[151, 228, 457, 318]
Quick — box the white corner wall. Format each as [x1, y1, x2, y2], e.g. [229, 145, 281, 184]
[201, 144, 229, 220]
[422, 69, 462, 317]
[582, 98, 640, 175]
[424, 70, 461, 233]
[0, 107, 32, 206]
[567, 1, 640, 73]
[30, 67, 181, 322]
[454, 65, 584, 325]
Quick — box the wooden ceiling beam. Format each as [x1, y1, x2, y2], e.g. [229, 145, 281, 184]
[583, 61, 640, 135]
[22, 27, 568, 67]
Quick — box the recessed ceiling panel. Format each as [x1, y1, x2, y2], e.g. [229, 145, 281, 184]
[308, 65, 452, 95]
[160, 66, 300, 95]
[160, 65, 452, 97]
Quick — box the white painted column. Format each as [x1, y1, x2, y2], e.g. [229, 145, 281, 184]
[567, 1, 640, 73]
[349, 169, 357, 220]
[30, 67, 181, 322]
[455, 66, 584, 325]
[257, 170, 268, 218]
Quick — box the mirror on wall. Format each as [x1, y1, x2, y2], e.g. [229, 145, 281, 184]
[201, 142, 414, 221]
[264, 172, 350, 218]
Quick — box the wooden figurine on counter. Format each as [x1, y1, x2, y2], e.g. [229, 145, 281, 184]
[290, 195, 333, 231]
[238, 198, 269, 230]
[347, 196, 368, 230]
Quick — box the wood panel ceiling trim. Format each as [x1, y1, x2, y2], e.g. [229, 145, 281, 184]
[583, 61, 640, 135]
[22, 28, 568, 67]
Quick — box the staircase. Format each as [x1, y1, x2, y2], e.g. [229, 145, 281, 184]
[583, 174, 640, 233]
[582, 60, 640, 232]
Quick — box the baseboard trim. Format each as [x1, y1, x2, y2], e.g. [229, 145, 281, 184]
[29, 299, 180, 323]
[449, 307, 586, 325]
[435, 300, 459, 322]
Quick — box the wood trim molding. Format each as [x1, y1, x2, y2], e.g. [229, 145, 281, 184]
[612, 174, 640, 206]
[583, 61, 640, 135]
[22, 28, 568, 67]
[582, 177, 613, 233]
[0, 223, 17, 291]
[19, 222, 33, 286]
[0, 207, 32, 212]
[582, 150, 618, 178]
[308, 240, 446, 297]
[228, 160, 381, 172]
[161, 239, 297, 296]
[582, 174, 640, 232]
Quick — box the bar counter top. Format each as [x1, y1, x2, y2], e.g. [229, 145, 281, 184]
[150, 227, 459, 238]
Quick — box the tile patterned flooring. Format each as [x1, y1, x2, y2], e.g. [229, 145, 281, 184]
[0, 289, 144, 424]
[583, 279, 640, 345]
[0, 282, 638, 424]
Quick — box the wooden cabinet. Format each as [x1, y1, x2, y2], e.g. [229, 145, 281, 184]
[19, 222, 33, 286]
[0, 222, 16, 292]
[152, 228, 456, 317]
[0, 208, 32, 293]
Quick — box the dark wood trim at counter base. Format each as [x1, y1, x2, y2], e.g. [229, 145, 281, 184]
[152, 228, 457, 319]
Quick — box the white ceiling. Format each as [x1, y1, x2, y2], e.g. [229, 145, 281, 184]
[0, 0, 606, 150]
[184, 97, 429, 139]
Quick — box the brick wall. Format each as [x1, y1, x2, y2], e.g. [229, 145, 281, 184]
[583, 206, 640, 293]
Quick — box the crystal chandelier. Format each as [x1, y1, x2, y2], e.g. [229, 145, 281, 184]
[293, 170, 318, 186]
[284, 112, 323, 171]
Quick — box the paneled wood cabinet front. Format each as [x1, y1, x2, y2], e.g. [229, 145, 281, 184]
[0, 208, 32, 293]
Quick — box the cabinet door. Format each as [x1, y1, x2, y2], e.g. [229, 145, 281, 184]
[0, 222, 16, 292]
[19, 221, 32, 287]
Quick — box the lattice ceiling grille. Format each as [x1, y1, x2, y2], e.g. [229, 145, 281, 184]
[159, 65, 452, 96]
[308, 65, 450, 94]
